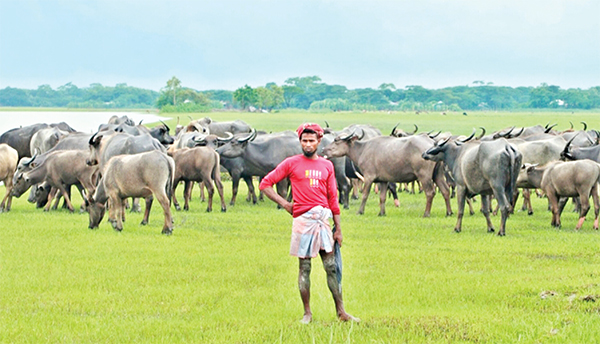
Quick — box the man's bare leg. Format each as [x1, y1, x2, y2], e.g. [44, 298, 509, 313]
[299, 258, 312, 323]
[320, 251, 360, 322]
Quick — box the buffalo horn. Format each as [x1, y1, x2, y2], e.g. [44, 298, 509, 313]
[477, 127, 486, 140]
[428, 130, 441, 139]
[459, 128, 477, 143]
[545, 123, 557, 133]
[358, 129, 365, 140]
[138, 120, 144, 125]
[88, 132, 98, 145]
[412, 124, 418, 134]
[324, 120, 330, 128]
[569, 121, 573, 130]
[24, 151, 38, 167]
[217, 132, 234, 142]
[390, 123, 400, 136]
[501, 126, 515, 138]
[237, 128, 257, 143]
[437, 137, 451, 147]
[339, 131, 355, 141]
[581, 121, 588, 131]
[160, 120, 170, 132]
[512, 127, 524, 137]
[562, 133, 579, 155]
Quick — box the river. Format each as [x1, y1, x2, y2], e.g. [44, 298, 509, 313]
[0, 111, 170, 134]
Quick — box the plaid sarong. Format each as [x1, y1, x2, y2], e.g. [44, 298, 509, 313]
[290, 206, 334, 258]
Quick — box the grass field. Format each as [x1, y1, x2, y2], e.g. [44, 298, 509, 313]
[1, 110, 600, 343]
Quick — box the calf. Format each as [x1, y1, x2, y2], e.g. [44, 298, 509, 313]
[168, 147, 226, 212]
[521, 160, 600, 230]
[88, 151, 175, 234]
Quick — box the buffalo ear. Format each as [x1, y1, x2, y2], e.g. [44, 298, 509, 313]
[30, 162, 37, 168]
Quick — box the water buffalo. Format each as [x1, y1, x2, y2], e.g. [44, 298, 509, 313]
[88, 150, 175, 234]
[168, 146, 226, 212]
[422, 134, 522, 236]
[521, 160, 600, 230]
[11, 150, 96, 212]
[191, 117, 252, 137]
[216, 130, 301, 204]
[323, 132, 452, 217]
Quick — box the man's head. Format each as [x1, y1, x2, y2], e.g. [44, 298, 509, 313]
[297, 123, 324, 158]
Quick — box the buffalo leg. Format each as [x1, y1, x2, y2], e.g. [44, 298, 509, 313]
[172, 179, 180, 211]
[357, 178, 374, 215]
[183, 181, 192, 211]
[378, 182, 387, 216]
[214, 174, 227, 213]
[387, 183, 399, 208]
[592, 184, 600, 230]
[575, 190, 591, 230]
[197, 181, 206, 202]
[547, 192, 561, 228]
[204, 178, 215, 212]
[156, 191, 173, 235]
[141, 196, 153, 225]
[57, 184, 76, 213]
[481, 195, 495, 233]
[491, 183, 512, 236]
[420, 178, 436, 218]
[454, 186, 467, 233]
[112, 197, 124, 231]
[433, 169, 453, 216]
[229, 174, 240, 206]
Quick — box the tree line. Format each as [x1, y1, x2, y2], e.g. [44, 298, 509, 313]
[1, 76, 599, 112]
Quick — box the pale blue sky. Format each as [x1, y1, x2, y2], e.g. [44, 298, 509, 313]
[1, 0, 598, 91]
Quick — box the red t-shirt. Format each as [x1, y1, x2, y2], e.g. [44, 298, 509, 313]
[259, 155, 341, 218]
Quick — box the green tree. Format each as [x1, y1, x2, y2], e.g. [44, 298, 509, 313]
[233, 85, 258, 110]
[166, 76, 182, 106]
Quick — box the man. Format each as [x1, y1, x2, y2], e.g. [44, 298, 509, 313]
[259, 123, 359, 324]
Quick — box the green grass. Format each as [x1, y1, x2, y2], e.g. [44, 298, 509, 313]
[1, 110, 600, 343]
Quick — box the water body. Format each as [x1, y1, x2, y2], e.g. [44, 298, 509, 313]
[0, 111, 170, 134]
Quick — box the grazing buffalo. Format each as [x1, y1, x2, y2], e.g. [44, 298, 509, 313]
[323, 132, 452, 217]
[88, 151, 175, 235]
[521, 160, 600, 230]
[0, 144, 18, 212]
[11, 150, 96, 212]
[168, 146, 226, 212]
[422, 134, 522, 236]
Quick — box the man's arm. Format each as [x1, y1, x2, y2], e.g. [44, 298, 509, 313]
[332, 213, 342, 246]
[262, 187, 293, 215]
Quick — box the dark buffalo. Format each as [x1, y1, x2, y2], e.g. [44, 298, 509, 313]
[323, 132, 452, 217]
[422, 134, 522, 236]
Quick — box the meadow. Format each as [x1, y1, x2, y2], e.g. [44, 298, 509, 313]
[1, 110, 600, 343]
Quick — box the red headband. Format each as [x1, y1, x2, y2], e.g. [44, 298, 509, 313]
[296, 123, 324, 139]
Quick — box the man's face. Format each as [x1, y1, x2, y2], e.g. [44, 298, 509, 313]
[300, 132, 321, 157]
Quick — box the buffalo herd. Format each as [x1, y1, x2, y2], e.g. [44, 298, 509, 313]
[1, 115, 600, 236]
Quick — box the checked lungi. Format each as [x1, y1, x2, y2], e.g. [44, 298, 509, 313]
[290, 206, 334, 258]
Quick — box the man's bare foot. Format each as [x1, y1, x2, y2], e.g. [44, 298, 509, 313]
[300, 313, 312, 324]
[338, 313, 360, 322]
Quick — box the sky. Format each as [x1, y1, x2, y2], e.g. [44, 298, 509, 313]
[1, 0, 598, 92]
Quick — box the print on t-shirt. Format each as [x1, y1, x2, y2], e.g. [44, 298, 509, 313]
[305, 169, 322, 188]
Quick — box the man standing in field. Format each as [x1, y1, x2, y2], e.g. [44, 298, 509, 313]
[259, 123, 359, 324]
